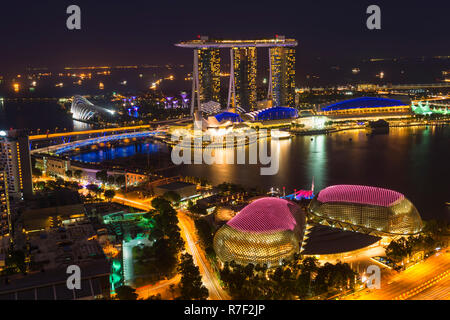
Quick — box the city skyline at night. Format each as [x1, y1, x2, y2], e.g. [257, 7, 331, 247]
[0, 0, 449, 307]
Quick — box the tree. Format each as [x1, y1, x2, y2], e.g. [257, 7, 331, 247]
[104, 189, 116, 201]
[134, 198, 185, 277]
[163, 191, 181, 204]
[115, 175, 126, 186]
[6, 250, 26, 274]
[169, 284, 177, 299]
[32, 167, 42, 178]
[151, 197, 172, 212]
[107, 175, 116, 185]
[188, 202, 207, 215]
[65, 170, 72, 178]
[96, 170, 108, 183]
[115, 285, 138, 300]
[386, 237, 412, 265]
[74, 169, 83, 179]
[147, 293, 162, 300]
[86, 184, 103, 199]
[194, 218, 214, 250]
[35, 181, 46, 190]
[86, 184, 100, 193]
[177, 253, 209, 300]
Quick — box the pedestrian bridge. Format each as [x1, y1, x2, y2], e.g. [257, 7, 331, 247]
[31, 130, 164, 155]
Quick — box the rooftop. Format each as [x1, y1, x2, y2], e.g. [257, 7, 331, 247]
[0, 259, 109, 300]
[27, 222, 104, 271]
[321, 97, 408, 112]
[302, 225, 380, 255]
[227, 197, 301, 233]
[176, 38, 298, 48]
[156, 181, 196, 191]
[317, 185, 405, 207]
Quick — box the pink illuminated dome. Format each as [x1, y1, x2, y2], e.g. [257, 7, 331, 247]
[317, 185, 404, 207]
[227, 197, 301, 233]
[213, 197, 306, 267]
[310, 185, 423, 235]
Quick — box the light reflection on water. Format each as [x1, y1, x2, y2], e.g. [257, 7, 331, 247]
[70, 126, 450, 221]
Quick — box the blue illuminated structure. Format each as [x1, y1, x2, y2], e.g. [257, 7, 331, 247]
[321, 97, 408, 112]
[214, 111, 243, 123]
[30, 130, 163, 155]
[248, 106, 298, 121]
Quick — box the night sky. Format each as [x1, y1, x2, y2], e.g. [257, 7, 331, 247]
[0, 0, 449, 72]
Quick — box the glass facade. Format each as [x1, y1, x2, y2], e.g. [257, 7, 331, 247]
[213, 197, 306, 267]
[309, 192, 423, 235]
[214, 225, 300, 266]
[0, 170, 11, 237]
[270, 47, 295, 107]
[198, 48, 221, 103]
[233, 47, 257, 112]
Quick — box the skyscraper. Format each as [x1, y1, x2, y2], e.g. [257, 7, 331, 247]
[175, 37, 297, 113]
[0, 169, 11, 240]
[269, 47, 296, 107]
[198, 48, 221, 104]
[0, 130, 33, 200]
[233, 47, 257, 112]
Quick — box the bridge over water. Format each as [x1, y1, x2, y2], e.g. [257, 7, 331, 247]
[28, 117, 191, 154]
[30, 127, 167, 155]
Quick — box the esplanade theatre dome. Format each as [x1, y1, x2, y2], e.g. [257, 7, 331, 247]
[213, 197, 306, 266]
[309, 185, 423, 235]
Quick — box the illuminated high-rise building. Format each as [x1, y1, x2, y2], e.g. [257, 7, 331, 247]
[0, 130, 33, 200]
[198, 48, 221, 104]
[269, 47, 296, 107]
[0, 169, 11, 239]
[232, 47, 257, 112]
[175, 36, 297, 114]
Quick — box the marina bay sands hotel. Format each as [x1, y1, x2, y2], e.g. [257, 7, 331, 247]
[175, 36, 297, 114]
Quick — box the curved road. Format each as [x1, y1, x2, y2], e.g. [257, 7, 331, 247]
[178, 211, 229, 300]
[345, 251, 450, 300]
[112, 194, 228, 300]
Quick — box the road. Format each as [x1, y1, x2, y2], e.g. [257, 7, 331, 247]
[136, 275, 181, 300]
[345, 250, 450, 300]
[178, 210, 229, 300]
[113, 194, 152, 211]
[113, 193, 228, 300]
[409, 275, 450, 300]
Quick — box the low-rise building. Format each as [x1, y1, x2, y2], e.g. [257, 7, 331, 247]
[0, 221, 110, 300]
[154, 181, 197, 199]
